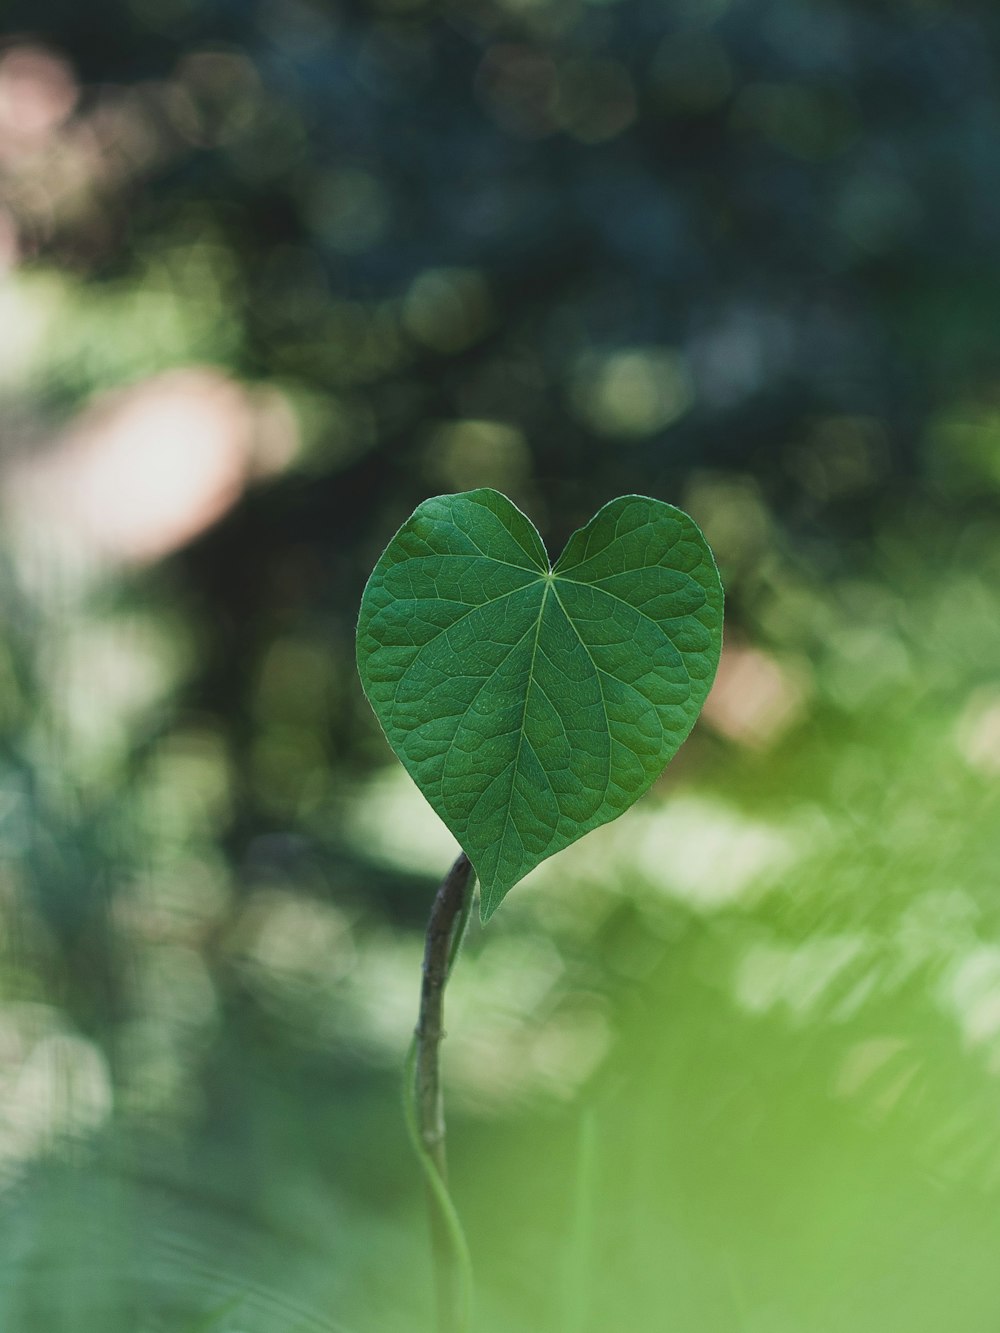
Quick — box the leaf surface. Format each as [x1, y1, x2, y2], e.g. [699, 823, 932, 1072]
[357, 489, 723, 920]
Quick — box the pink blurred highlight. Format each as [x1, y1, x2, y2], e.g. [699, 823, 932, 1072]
[6, 368, 297, 568]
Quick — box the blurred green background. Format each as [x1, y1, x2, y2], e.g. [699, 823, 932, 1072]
[1, 0, 1000, 1329]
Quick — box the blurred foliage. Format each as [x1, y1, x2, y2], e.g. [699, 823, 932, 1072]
[1, 0, 1000, 1329]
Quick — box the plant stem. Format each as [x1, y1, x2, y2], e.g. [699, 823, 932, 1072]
[411, 851, 475, 1333]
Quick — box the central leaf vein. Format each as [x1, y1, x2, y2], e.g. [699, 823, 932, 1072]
[549, 582, 613, 810]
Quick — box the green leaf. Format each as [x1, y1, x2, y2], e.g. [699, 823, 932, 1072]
[356, 490, 724, 921]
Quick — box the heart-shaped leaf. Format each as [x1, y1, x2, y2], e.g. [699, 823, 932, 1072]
[357, 489, 724, 920]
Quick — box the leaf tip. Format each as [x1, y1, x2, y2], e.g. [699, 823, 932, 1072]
[478, 882, 505, 925]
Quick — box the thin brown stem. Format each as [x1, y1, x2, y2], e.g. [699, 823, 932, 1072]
[414, 851, 474, 1333]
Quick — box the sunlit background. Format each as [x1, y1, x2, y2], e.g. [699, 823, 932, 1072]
[1, 1, 1000, 1330]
